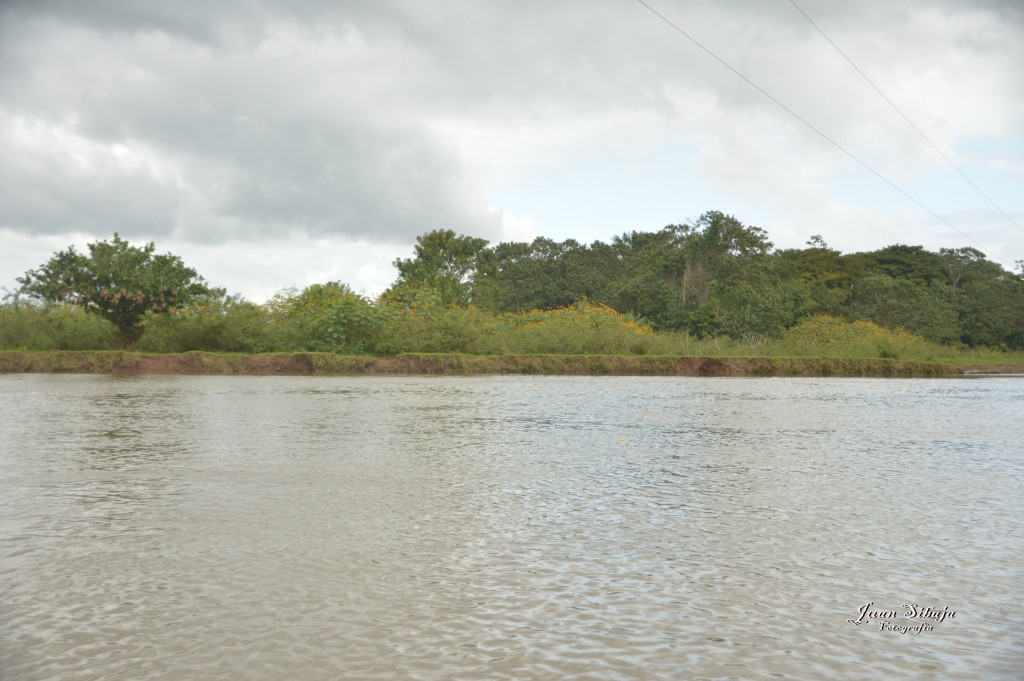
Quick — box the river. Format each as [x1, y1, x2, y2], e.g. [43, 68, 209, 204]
[1, 374, 1021, 680]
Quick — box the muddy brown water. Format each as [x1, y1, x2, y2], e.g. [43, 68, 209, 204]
[1, 375, 1022, 680]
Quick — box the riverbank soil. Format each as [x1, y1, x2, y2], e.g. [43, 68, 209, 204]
[0, 351, 993, 377]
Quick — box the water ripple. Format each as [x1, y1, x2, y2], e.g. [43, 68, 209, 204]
[1, 375, 1022, 680]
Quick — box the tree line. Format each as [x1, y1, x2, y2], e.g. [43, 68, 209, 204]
[6, 211, 1024, 352]
[393, 211, 1024, 348]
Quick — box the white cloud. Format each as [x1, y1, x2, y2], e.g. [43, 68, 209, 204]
[498, 208, 536, 244]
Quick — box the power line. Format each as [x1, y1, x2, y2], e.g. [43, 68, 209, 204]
[631, 0, 1011, 266]
[788, 0, 1023, 236]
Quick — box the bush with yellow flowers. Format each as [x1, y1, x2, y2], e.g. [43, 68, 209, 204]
[498, 299, 655, 355]
[778, 314, 936, 360]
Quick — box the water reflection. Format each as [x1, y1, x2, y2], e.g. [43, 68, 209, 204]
[0, 375, 1022, 680]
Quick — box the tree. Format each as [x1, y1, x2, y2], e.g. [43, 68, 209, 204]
[846, 244, 946, 285]
[474, 237, 597, 312]
[605, 212, 777, 333]
[776, 245, 850, 313]
[17, 234, 209, 345]
[940, 247, 1024, 348]
[608, 227, 683, 327]
[846, 274, 959, 343]
[391, 229, 489, 307]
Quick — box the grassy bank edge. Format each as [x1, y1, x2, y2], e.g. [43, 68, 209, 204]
[0, 350, 1000, 377]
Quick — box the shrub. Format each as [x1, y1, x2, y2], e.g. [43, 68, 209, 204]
[373, 295, 657, 355]
[500, 299, 655, 355]
[138, 295, 273, 353]
[375, 284, 502, 354]
[269, 282, 381, 353]
[0, 302, 120, 350]
[777, 314, 935, 360]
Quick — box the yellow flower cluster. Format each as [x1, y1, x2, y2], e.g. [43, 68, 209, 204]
[504, 298, 653, 336]
[785, 314, 923, 345]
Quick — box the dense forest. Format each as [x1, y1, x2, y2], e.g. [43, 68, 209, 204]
[3, 211, 1023, 358]
[390, 211, 1024, 348]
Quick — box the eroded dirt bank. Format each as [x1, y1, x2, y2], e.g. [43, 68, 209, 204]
[0, 351, 979, 377]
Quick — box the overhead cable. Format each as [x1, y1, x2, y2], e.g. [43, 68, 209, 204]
[788, 0, 1023, 235]
[632, 0, 1010, 264]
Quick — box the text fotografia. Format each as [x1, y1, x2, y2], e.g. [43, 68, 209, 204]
[848, 602, 957, 634]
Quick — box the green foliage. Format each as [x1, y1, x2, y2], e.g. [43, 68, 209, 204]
[607, 226, 684, 325]
[378, 305, 500, 355]
[377, 281, 444, 313]
[16, 234, 209, 345]
[474, 237, 596, 312]
[268, 282, 380, 353]
[953, 275, 1024, 348]
[847, 244, 946, 285]
[940, 247, 1024, 348]
[138, 294, 272, 353]
[375, 283, 497, 354]
[501, 300, 655, 355]
[708, 276, 817, 339]
[0, 302, 121, 350]
[847, 275, 959, 343]
[372, 293, 658, 355]
[777, 314, 936, 360]
[775, 246, 851, 313]
[7, 209, 1022, 355]
[391, 229, 490, 307]
[601, 211, 779, 336]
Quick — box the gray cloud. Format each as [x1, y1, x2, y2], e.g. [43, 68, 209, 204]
[1, 0, 1021, 297]
[0, 3, 514, 244]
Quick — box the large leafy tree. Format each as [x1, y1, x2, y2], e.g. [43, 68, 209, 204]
[846, 274, 959, 343]
[474, 237, 598, 312]
[391, 229, 489, 307]
[605, 211, 779, 334]
[776, 241, 851, 313]
[940, 247, 1024, 348]
[17, 234, 209, 345]
[846, 244, 946, 285]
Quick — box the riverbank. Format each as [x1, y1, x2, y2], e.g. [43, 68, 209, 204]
[0, 350, 1005, 377]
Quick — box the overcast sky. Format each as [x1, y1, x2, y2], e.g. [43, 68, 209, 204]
[2, 0, 1022, 302]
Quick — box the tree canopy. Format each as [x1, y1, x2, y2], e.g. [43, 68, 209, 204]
[393, 211, 1024, 347]
[17, 234, 209, 345]
[391, 229, 489, 307]
[9, 212, 1022, 352]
